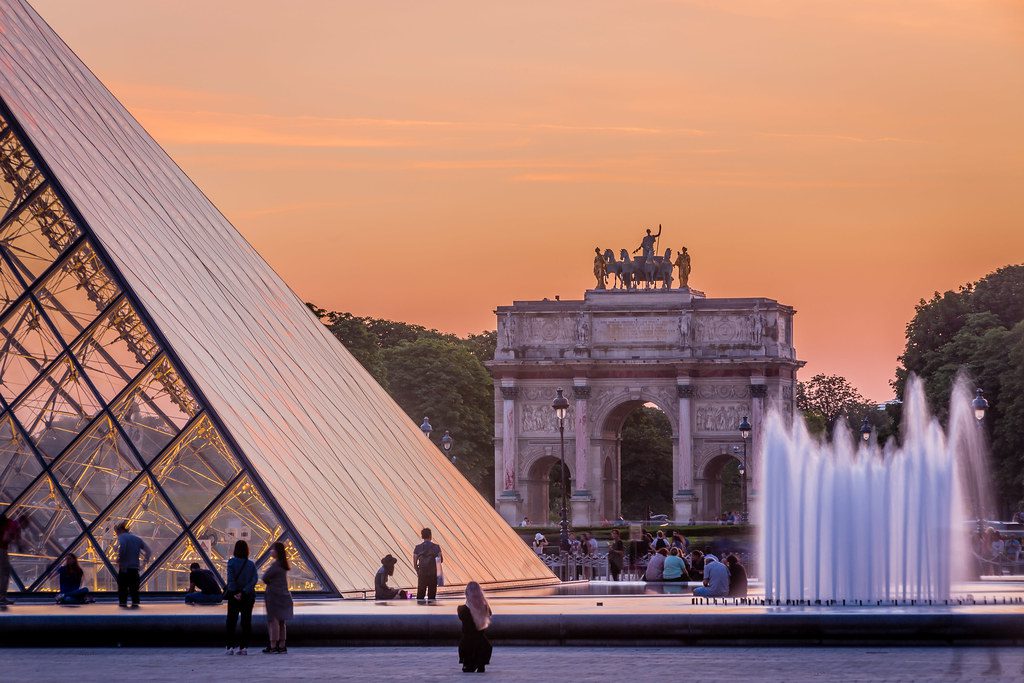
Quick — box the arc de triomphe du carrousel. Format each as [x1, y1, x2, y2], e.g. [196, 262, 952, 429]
[487, 237, 804, 525]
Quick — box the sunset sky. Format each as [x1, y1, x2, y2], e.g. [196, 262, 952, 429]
[30, 0, 1024, 401]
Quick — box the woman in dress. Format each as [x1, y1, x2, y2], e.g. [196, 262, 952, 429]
[261, 542, 293, 654]
[458, 581, 492, 673]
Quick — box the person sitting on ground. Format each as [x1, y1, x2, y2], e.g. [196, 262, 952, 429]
[532, 532, 547, 555]
[375, 554, 408, 600]
[688, 549, 705, 576]
[644, 547, 668, 582]
[56, 553, 91, 605]
[726, 554, 748, 597]
[653, 530, 668, 550]
[693, 553, 730, 598]
[184, 562, 223, 604]
[519, 516, 530, 527]
[662, 547, 688, 582]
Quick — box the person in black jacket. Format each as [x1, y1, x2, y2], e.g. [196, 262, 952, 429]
[458, 581, 492, 673]
[413, 528, 443, 601]
[726, 554, 748, 597]
[374, 554, 407, 600]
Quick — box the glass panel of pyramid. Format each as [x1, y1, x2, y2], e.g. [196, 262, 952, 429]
[190, 475, 283, 578]
[32, 240, 120, 345]
[0, 185, 80, 285]
[259, 536, 325, 592]
[0, 298, 63, 403]
[50, 413, 141, 524]
[0, 118, 44, 218]
[140, 535, 216, 593]
[37, 533, 117, 593]
[150, 414, 240, 523]
[69, 297, 157, 403]
[13, 354, 104, 460]
[91, 475, 183, 571]
[109, 356, 198, 464]
[5, 475, 85, 589]
[0, 411, 42, 510]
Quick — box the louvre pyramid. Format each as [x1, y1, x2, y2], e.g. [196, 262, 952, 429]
[0, 0, 555, 596]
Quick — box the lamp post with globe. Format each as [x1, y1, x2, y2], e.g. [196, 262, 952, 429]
[551, 388, 571, 573]
[738, 416, 751, 524]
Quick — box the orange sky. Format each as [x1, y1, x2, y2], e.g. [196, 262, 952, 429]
[30, 0, 1024, 401]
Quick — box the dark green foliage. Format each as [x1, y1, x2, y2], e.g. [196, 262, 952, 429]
[308, 304, 498, 500]
[620, 407, 673, 519]
[382, 338, 495, 499]
[894, 264, 1024, 514]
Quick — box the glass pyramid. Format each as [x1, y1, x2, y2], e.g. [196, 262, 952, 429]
[0, 113, 327, 593]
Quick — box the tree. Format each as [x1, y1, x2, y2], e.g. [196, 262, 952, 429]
[894, 264, 1024, 514]
[462, 330, 497, 365]
[619, 407, 673, 520]
[382, 338, 495, 500]
[797, 374, 869, 438]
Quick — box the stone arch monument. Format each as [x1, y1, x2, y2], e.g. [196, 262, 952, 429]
[487, 286, 804, 525]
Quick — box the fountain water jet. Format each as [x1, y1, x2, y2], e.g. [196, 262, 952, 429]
[759, 376, 989, 602]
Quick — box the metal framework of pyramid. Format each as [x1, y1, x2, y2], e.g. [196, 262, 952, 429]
[0, 0, 555, 596]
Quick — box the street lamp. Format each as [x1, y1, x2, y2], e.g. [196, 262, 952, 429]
[441, 430, 455, 463]
[860, 416, 873, 443]
[419, 417, 432, 440]
[972, 389, 989, 422]
[551, 388, 571, 567]
[738, 416, 751, 524]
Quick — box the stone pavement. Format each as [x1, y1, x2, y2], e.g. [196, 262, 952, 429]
[1, 647, 1023, 682]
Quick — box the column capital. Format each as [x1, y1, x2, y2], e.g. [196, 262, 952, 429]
[500, 386, 520, 400]
[573, 386, 592, 400]
[677, 384, 696, 399]
[750, 384, 768, 398]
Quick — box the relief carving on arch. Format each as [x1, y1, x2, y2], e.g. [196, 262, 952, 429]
[694, 384, 750, 400]
[694, 403, 751, 432]
[520, 403, 575, 433]
[693, 314, 753, 344]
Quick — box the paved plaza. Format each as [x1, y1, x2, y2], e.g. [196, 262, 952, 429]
[1, 646, 1023, 682]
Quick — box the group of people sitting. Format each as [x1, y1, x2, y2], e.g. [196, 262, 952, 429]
[644, 548, 748, 598]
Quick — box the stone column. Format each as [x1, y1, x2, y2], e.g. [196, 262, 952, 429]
[496, 384, 522, 523]
[570, 383, 595, 525]
[749, 383, 768, 515]
[673, 382, 697, 522]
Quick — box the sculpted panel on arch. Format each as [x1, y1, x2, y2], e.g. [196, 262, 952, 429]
[693, 315, 753, 344]
[694, 403, 750, 432]
[520, 404, 575, 433]
[695, 384, 750, 400]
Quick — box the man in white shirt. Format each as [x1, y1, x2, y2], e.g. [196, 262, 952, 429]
[693, 554, 730, 597]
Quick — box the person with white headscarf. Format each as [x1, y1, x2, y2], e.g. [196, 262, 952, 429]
[458, 581, 493, 673]
[692, 554, 730, 597]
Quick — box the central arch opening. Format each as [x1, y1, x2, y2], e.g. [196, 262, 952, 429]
[701, 452, 744, 520]
[614, 403, 673, 521]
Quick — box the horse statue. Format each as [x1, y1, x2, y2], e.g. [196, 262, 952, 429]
[618, 249, 638, 290]
[603, 249, 622, 289]
[657, 247, 674, 288]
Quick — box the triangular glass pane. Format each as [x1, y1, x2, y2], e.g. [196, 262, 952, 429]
[109, 357, 198, 463]
[0, 411, 43, 511]
[0, 186, 80, 286]
[37, 534, 117, 593]
[51, 414, 141, 524]
[150, 415, 240, 523]
[70, 298, 157, 403]
[33, 241, 120, 345]
[258, 537, 324, 592]
[13, 354, 104, 460]
[92, 475, 184, 570]
[191, 475, 283, 578]
[141, 535, 217, 593]
[5, 475, 86, 588]
[0, 299, 63, 403]
[0, 125, 44, 219]
[0, 261, 24, 320]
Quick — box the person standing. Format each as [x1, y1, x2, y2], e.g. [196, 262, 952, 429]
[413, 528, 443, 601]
[114, 522, 150, 609]
[532, 533, 547, 555]
[0, 513, 22, 607]
[607, 529, 625, 581]
[262, 542, 293, 654]
[225, 540, 258, 655]
[458, 581, 493, 673]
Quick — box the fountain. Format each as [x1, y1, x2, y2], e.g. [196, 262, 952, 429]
[760, 376, 990, 602]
